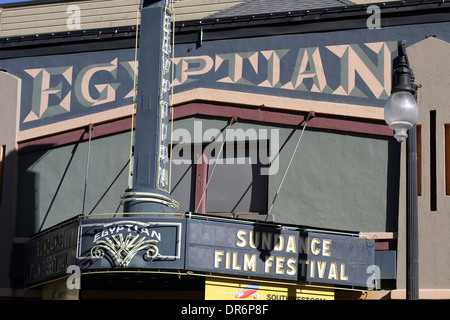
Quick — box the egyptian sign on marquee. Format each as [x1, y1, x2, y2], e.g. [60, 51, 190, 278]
[77, 218, 185, 270]
[186, 219, 375, 287]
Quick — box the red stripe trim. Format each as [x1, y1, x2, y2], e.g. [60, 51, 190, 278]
[194, 154, 208, 214]
[375, 240, 396, 251]
[18, 103, 392, 154]
[175, 103, 392, 135]
[18, 117, 134, 154]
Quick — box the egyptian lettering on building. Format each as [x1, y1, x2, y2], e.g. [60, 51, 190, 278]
[21, 57, 136, 124]
[12, 41, 395, 131]
[173, 41, 395, 100]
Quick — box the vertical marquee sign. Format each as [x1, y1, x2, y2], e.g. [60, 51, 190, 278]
[122, 0, 179, 213]
[158, 2, 173, 193]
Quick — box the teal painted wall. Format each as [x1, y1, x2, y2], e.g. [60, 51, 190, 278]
[16, 116, 400, 237]
[171, 116, 400, 232]
[16, 132, 131, 236]
[270, 126, 400, 232]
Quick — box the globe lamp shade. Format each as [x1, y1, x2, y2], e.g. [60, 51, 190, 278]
[384, 91, 418, 142]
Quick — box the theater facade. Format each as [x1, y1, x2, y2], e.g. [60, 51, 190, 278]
[0, 0, 449, 300]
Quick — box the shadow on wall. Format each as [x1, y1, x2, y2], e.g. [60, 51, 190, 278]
[15, 130, 131, 238]
[382, 52, 404, 233]
[15, 145, 47, 238]
[16, 139, 75, 237]
[385, 137, 401, 232]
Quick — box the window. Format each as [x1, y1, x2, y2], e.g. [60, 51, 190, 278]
[430, 111, 437, 211]
[170, 140, 269, 215]
[203, 141, 268, 214]
[417, 125, 422, 196]
[0, 145, 5, 206]
[445, 124, 450, 196]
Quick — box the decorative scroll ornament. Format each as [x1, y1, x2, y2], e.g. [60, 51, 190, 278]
[90, 234, 159, 267]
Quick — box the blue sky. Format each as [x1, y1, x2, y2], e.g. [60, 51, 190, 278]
[0, 0, 36, 4]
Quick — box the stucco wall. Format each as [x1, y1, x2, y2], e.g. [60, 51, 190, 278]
[0, 71, 21, 290]
[396, 37, 450, 291]
[270, 125, 399, 232]
[16, 131, 131, 236]
[16, 116, 398, 237]
[172, 116, 399, 232]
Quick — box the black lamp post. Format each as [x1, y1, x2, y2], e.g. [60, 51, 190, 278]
[384, 41, 419, 300]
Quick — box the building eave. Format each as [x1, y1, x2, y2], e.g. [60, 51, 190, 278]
[0, 0, 448, 53]
[175, 0, 450, 43]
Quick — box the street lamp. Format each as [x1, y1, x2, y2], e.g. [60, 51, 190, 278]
[384, 41, 418, 142]
[384, 40, 419, 300]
